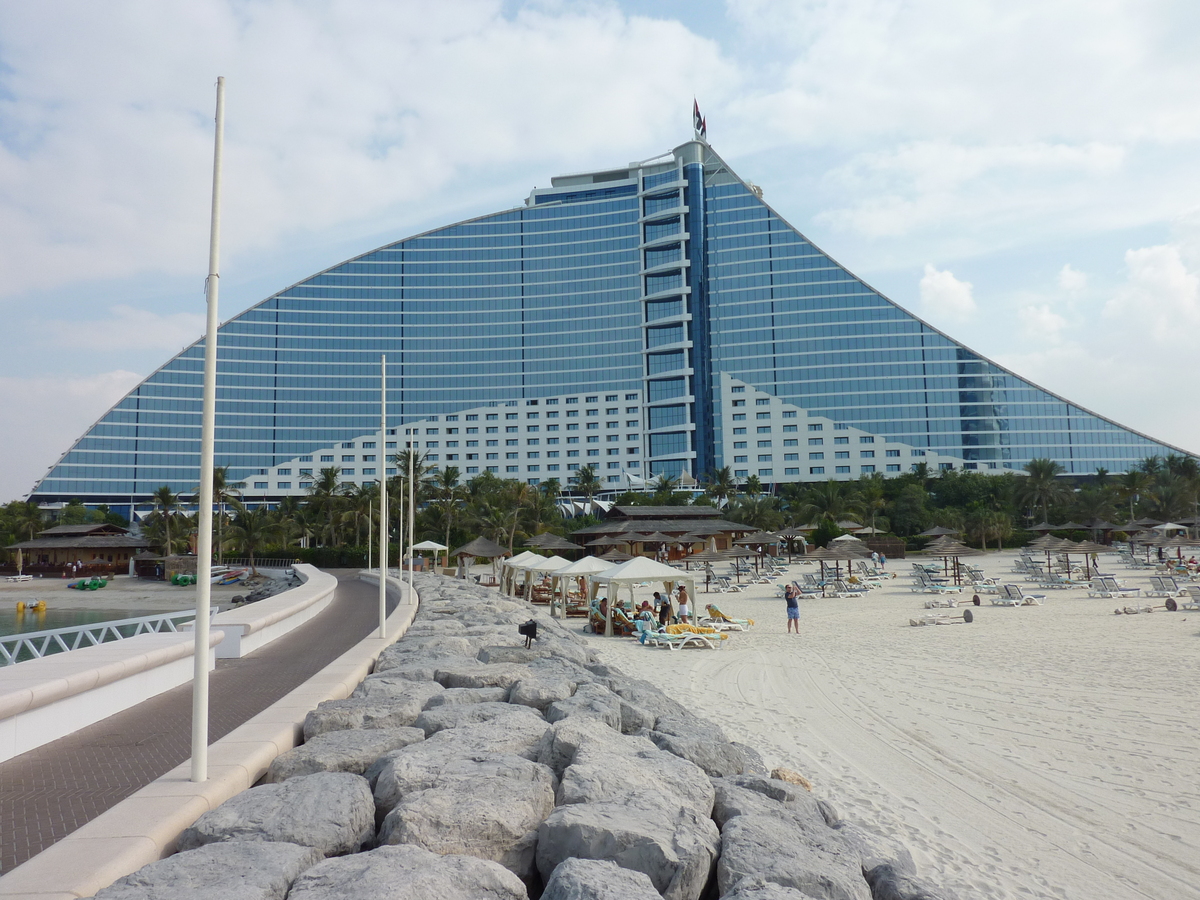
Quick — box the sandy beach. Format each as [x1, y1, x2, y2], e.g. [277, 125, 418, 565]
[579, 550, 1199, 900]
[0, 578, 259, 619]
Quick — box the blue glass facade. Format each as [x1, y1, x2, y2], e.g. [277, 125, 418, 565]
[31, 141, 1190, 503]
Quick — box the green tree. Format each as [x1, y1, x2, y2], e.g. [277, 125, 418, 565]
[306, 467, 347, 546]
[222, 500, 285, 573]
[889, 484, 931, 537]
[702, 466, 737, 507]
[743, 474, 764, 497]
[1017, 458, 1070, 523]
[726, 494, 784, 532]
[797, 480, 862, 527]
[151, 486, 183, 556]
[571, 465, 602, 501]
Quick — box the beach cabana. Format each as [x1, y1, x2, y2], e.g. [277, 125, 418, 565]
[450, 536, 508, 580]
[501, 550, 544, 595]
[411, 539, 448, 571]
[550, 556, 612, 618]
[520, 554, 571, 602]
[589, 556, 697, 637]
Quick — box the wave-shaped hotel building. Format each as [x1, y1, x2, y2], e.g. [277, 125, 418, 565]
[29, 140, 1188, 506]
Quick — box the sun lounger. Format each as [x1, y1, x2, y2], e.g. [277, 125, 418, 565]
[714, 575, 745, 593]
[1000, 583, 1044, 605]
[1087, 576, 1140, 599]
[829, 580, 868, 598]
[1179, 586, 1200, 610]
[1146, 576, 1185, 598]
[5, 574, 33, 583]
[910, 572, 961, 594]
[700, 603, 754, 631]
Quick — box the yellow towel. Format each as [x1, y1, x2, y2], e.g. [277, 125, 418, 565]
[666, 624, 728, 640]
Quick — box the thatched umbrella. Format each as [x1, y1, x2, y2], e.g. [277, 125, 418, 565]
[918, 537, 982, 584]
[804, 545, 869, 587]
[918, 525, 960, 537]
[685, 548, 731, 591]
[451, 536, 509, 581]
[597, 548, 633, 562]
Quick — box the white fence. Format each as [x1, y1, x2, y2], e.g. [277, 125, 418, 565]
[0, 609, 214, 666]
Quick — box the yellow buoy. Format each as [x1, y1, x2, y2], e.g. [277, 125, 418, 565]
[16, 601, 26, 613]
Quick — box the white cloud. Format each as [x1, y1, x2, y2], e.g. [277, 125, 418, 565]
[0, 370, 143, 503]
[0, 2, 734, 302]
[1058, 264, 1088, 292]
[45, 305, 206, 353]
[1103, 243, 1200, 341]
[1017, 304, 1069, 342]
[918, 264, 976, 321]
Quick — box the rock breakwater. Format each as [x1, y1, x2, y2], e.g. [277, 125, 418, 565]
[93, 574, 956, 900]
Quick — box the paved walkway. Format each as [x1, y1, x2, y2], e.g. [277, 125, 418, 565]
[0, 570, 395, 874]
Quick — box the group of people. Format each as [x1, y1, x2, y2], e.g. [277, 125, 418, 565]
[632, 584, 691, 626]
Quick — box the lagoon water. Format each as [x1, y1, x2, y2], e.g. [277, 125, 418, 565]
[0, 607, 176, 641]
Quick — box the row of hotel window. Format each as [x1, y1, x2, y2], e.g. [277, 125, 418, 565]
[261, 460, 639, 490]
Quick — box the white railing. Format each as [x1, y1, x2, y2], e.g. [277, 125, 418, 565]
[0, 608, 216, 666]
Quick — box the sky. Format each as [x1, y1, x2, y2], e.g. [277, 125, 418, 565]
[3, 0, 1200, 503]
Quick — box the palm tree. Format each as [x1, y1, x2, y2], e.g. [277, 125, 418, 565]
[571, 465, 602, 501]
[1017, 458, 1070, 523]
[212, 466, 245, 564]
[432, 466, 463, 554]
[702, 466, 736, 507]
[151, 486, 182, 556]
[743, 475, 763, 497]
[726, 494, 784, 531]
[9, 501, 45, 541]
[797, 480, 862, 527]
[306, 467, 346, 546]
[1117, 469, 1151, 523]
[340, 483, 379, 548]
[222, 500, 285, 574]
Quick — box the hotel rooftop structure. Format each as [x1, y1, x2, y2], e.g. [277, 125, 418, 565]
[29, 140, 1189, 506]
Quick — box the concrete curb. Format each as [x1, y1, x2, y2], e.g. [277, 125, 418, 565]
[0, 573, 417, 900]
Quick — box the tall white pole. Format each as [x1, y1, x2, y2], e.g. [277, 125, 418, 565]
[192, 76, 224, 784]
[408, 430, 415, 592]
[378, 355, 388, 639]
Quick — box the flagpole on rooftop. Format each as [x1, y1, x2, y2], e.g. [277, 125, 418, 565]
[191, 75, 225, 783]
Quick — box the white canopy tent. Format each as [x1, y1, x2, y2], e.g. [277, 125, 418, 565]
[500, 550, 544, 595]
[549, 556, 613, 618]
[587, 556, 697, 637]
[411, 539, 448, 570]
[520, 554, 572, 603]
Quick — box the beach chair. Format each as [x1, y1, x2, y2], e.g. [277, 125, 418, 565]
[700, 603, 755, 631]
[1179, 586, 1200, 610]
[714, 575, 745, 593]
[801, 573, 826, 592]
[1087, 576, 1140, 599]
[1146, 576, 1185, 598]
[910, 572, 961, 594]
[999, 583, 1044, 605]
[829, 580, 868, 598]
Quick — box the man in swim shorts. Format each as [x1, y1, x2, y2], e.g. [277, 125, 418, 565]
[784, 581, 800, 633]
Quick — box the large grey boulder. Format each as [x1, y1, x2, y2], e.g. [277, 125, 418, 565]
[716, 813, 870, 900]
[287, 844, 528, 900]
[607, 678, 691, 722]
[303, 693, 435, 740]
[93, 842, 322, 900]
[508, 675, 577, 711]
[177, 773, 375, 858]
[413, 700, 541, 736]
[864, 865, 958, 900]
[266, 727, 424, 783]
[350, 673, 445, 706]
[545, 681, 623, 729]
[559, 745, 715, 818]
[377, 756, 556, 883]
[710, 776, 827, 830]
[536, 794, 720, 900]
[722, 877, 827, 899]
[541, 858, 661, 900]
[650, 716, 762, 777]
[423, 686, 510, 708]
[374, 749, 556, 815]
[368, 654, 478, 682]
[835, 823, 916, 878]
[534, 715, 630, 777]
[436, 662, 531, 689]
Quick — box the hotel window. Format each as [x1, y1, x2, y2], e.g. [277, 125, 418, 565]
[836, 466, 850, 474]
[887, 464, 901, 472]
[756, 398, 770, 406]
[340, 455, 354, 462]
[835, 423, 849, 430]
[734, 441, 746, 449]
[528, 425, 539, 433]
[427, 442, 439, 448]
[277, 482, 291, 489]
[507, 466, 518, 472]
[486, 413, 498, 420]
[757, 426, 771, 434]
[527, 412, 539, 419]
[547, 437, 559, 444]
[758, 455, 772, 462]
[810, 452, 824, 460]
[733, 427, 746, 435]
[361, 469, 375, 476]
[507, 426, 518, 433]
[466, 466, 479, 473]
[785, 467, 799, 475]
[836, 451, 849, 459]
[507, 452, 518, 459]
[587, 436, 599, 443]
[861, 465, 875, 473]
[486, 453, 498, 460]
[340, 469, 354, 475]
[466, 414, 478, 421]
[362, 455, 375, 462]
[446, 454, 457, 461]
[548, 464, 560, 471]
[607, 435, 619, 442]
[299, 456, 312, 462]
[607, 448, 619, 455]
[548, 450, 559, 458]
[808, 438, 823, 446]
[782, 411, 797, 418]
[446, 428, 458, 435]
[466, 453, 478, 461]
[835, 436, 849, 445]
[860, 436, 874, 444]
[528, 452, 540, 459]
[299, 468, 312, 475]
[606, 408, 618, 415]
[487, 466, 498, 473]
[547, 424, 559, 432]
[486, 427, 497, 434]
[445, 416, 457, 422]
[608, 461, 620, 469]
[568, 436, 579, 444]
[486, 440, 497, 447]
[735, 469, 748, 477]
[587, 422, 599, 430]
[466, 440, 478, 447]
[445, 442, 458, 448]
[912, 449, 925, 456]
[757, 440, 771, 448]
[784, 453, 798, 461]
[506, 439, 518, 446]
[732, 386, 745, 393]
[254, 482, 268, 489]
[809, 424, 823, 431]
[587, 449, 600, 456]
[426, 428, 438, 435]
[342, 442, 354, 449]
[861, 450, 874, 458]
[758, 469, 772, 477]
[783, 425, 797, 432]
[734, 455, 747, 463]
[506, 413, 518, 420]
[784, 439, 797, 447]
[887, 449, 901, 457]
[568, 450, 579, 457]
[732, 399, 745, 407]
[321, 455, 334, 462]
[567, 423, 579, 431]
[299, 482, 312, 489]
[547, 411, 559, 418]
[733, 413, 746, 421]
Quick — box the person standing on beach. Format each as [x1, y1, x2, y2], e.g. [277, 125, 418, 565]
[676, 584, 690, 624]
[658, 592, 672, 627]
[784, 582, 800, 633]
[878, 553, 887, 571]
